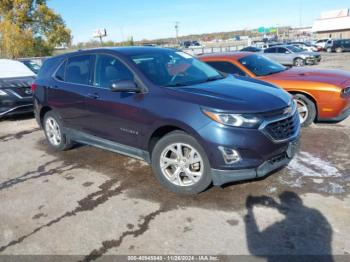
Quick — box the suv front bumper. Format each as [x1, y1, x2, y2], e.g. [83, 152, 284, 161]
[211, 139, 299, 186]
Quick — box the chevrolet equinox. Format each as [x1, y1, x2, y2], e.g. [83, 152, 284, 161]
[33, 47, 300, 194]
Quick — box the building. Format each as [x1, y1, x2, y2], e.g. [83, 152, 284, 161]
[312, 9, 350, 39]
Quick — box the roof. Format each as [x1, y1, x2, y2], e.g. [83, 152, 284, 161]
[312, 15, 350, 32]
[0, 59, 36, 78]
[199, 52, 252, 60]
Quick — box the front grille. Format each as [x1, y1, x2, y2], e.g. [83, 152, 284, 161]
[265, 113, 298, 141]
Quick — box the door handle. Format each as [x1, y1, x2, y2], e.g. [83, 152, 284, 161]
[87, 93, 100, 99]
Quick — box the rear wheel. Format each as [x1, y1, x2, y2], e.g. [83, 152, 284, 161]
[336, 47, 343, 53]
[293, 94, 316, 127]
[151, 131, 212, 194]
[43, 111, 74, 151]
[294, 58, 305, 67]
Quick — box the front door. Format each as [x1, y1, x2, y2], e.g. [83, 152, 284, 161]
[83, 54, 148, 148]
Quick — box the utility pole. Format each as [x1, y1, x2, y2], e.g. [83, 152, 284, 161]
[174, 21, 179, 45]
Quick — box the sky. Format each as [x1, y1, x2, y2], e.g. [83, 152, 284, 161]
[48, 0, 350, 44]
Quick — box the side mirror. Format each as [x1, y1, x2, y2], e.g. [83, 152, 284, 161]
[285, 51, 291, 54]
[110, 80, 141, 93]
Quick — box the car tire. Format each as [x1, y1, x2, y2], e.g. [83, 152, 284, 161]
[326, 48, 332, 53]
[43, 111, 74, 151]
[151, 131, 212, 195]
[294, 58, 305, 67]
[336, 47, 343, 53]
[293, 94, 317, 127]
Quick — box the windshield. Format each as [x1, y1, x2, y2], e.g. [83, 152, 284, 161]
[287, 45, 303, 53]
[238, 54, 286, 76]
[23, 61, 41, 74]
[129, 50, 222, 87]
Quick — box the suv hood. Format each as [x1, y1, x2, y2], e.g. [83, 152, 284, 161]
[168, 75, 291, 113]
[261, 67, 350, 87]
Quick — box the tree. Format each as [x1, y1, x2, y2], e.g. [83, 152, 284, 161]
[0, 0, 71, 58]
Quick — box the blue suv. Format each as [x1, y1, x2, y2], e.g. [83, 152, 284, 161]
[33, 47, 300, 194]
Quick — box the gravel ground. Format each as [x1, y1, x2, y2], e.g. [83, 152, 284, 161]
[0, 52, 350, 261]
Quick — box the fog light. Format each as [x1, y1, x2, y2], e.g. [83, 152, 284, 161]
[218, 146, 241, 164]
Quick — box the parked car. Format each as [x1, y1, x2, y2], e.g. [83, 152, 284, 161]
[261, 45, 321, 66]
[18, 59, 42, 74]
[33, 47, 300, 194]
[325, 39, 350, 53]
[315, 39, 329, 51]
[240, 46, 262, 52]
[288, 42, 318, 52]
[0, 59, 36, 118]
[199, 52, 350, 126]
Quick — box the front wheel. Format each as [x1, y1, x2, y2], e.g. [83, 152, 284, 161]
[151, 131, 212, 194]
[326, 47, 332, 53]
[293, 94, 317, 127]
[294, 58, 305, 67]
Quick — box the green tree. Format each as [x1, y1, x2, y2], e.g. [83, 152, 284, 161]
[0, 0, 71, 58]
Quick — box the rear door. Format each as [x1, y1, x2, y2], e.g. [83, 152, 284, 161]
[49, 54, 94, 131]
[263, 47, 278, 62]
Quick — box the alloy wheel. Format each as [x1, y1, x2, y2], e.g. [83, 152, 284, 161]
[160, 143, 204, 187]
[45, 117, 62, 146]
[296, 99, 309, 124]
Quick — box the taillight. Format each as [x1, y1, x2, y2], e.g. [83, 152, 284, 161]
[31, 83, 37, 92]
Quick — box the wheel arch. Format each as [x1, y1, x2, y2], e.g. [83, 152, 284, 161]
[288, 90, 319, 119]
[147, 122, 205, 157]
[39, 106, 52, 126]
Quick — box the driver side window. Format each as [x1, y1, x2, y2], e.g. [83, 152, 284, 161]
[94, 54, 134, 89]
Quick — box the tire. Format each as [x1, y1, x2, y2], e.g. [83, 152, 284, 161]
[43, 111, 74, 151]
[151, 131, 212, 195]
[293, 94, 317, 127]
[326, 48, 332, 53]
[336, 47, 343, 53]
[294, 58, 305, 67]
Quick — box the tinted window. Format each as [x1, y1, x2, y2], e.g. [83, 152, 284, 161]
[276, 47, 287, 53]
[94, 54, 134, 88]
[66, 55, 92, 85]
[206, 61, 246, 76]
[264, 48, 276, 53]
[129, 50, 222, 87]
[37, 57, 61, 78]
[55, 61, 66, 81]
[239, 54, 286, 76]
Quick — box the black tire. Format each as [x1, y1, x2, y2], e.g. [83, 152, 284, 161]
[294, 58, 305, 67]
[43, 111, 74, 151]
[293, 94, 317, 127]
[151, 131, 212, 195]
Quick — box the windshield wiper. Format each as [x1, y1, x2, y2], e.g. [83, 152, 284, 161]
[164, 83, 189, 87]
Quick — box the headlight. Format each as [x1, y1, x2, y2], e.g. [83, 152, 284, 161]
[0, 90, 8, 96]
[202, 109, 262, 128]
[341, 86, 350, 97]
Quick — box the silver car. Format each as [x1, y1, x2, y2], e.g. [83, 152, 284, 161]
[261, 45, 321, 66]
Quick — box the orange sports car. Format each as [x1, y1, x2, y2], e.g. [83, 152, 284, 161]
[199, 52, 350, 126]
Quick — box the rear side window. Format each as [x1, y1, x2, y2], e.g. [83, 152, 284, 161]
[276, 47, 286, 53]
[264, 47, 276, 53]
[94, 54, 134, 88]
[37, 58, 61, 79]
[66, 55, 92, 85]
[55, 61, 66, 81]
[206, 61, 246, 76]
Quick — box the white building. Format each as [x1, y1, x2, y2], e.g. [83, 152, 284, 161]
[312, 9, 350, 39]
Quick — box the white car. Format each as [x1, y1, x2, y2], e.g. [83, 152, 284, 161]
[315, 39, 329, 50]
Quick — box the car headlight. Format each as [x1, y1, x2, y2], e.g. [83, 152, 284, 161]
[0, 90, 8, 96]
[341, 86, 350, 97]
[202, 109, 262, 128]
